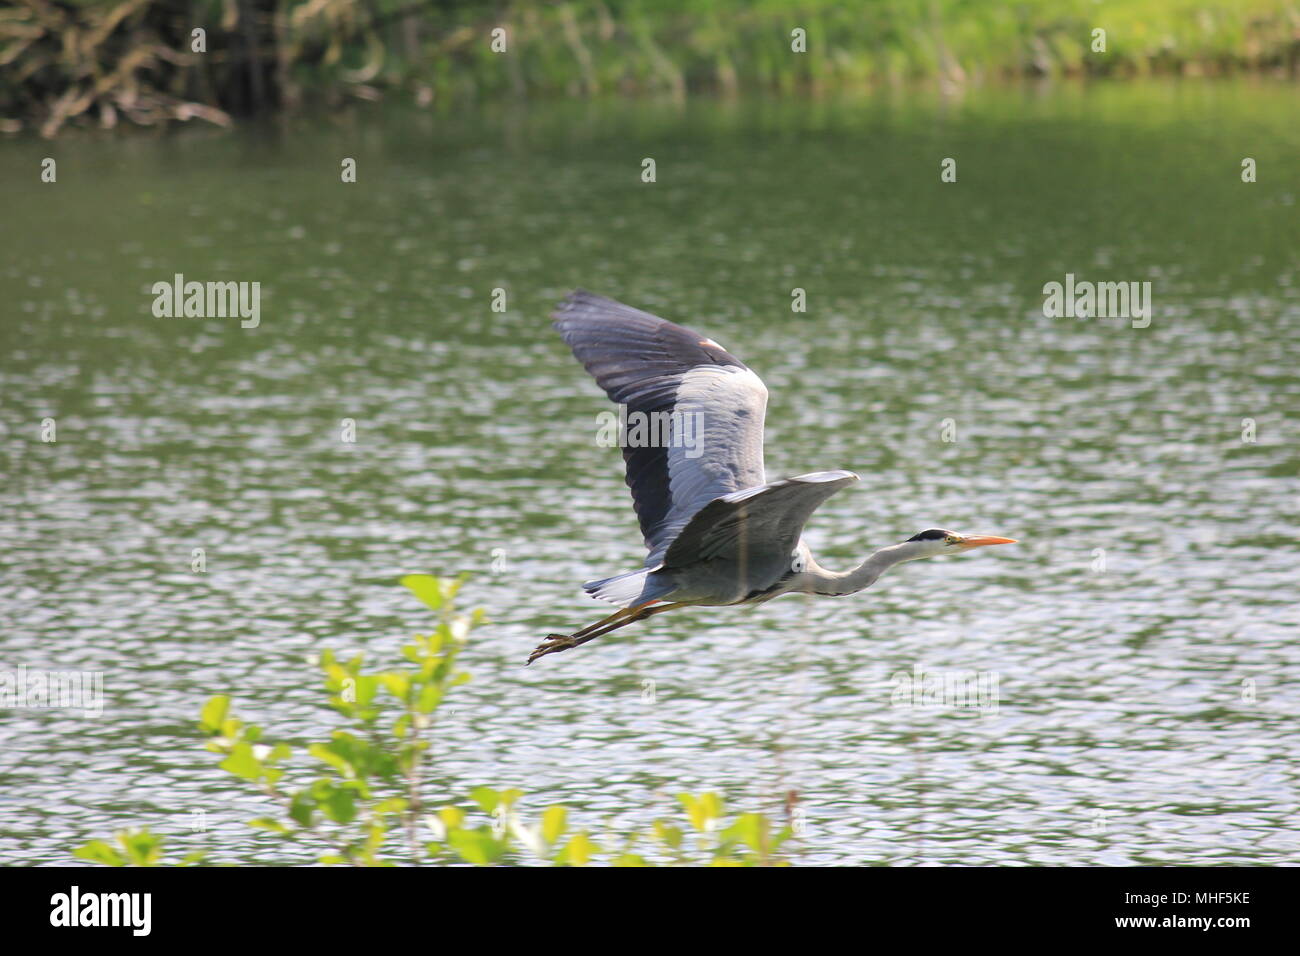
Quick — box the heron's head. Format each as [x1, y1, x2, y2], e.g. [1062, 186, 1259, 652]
[900, 528, 1017, 559]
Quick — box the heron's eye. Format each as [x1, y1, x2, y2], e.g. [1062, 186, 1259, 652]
[790, 553, 806, 573]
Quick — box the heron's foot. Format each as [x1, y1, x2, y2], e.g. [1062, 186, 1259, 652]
[526, 633, 576, 665]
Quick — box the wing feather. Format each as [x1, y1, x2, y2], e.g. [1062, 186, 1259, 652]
[553, 290, 769, 562]
[662, 471, 859, 569]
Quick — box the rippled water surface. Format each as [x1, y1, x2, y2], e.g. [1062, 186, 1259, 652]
[2, 83, 1298, 865]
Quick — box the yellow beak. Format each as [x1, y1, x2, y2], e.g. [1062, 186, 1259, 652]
[957, 535, 1017, 549]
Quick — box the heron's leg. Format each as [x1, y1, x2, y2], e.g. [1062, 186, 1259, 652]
[528, 607, 650, 664]
[555, 605, 639, 641]
[560, 602, 682, 649]
[527, 602, 686, 664]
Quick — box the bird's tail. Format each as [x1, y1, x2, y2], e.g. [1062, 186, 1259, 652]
[582, 567, 672, 608]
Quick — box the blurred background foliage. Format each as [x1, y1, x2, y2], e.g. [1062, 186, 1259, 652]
[3, 0, 1299, 136]
[74, 576, 797, 866]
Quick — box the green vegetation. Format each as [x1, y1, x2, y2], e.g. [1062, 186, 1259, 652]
[4, 0, 1299, 136]
[74, 575, 796, 866]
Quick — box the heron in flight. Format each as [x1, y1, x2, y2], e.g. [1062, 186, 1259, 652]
[527, 291, 1015, 664]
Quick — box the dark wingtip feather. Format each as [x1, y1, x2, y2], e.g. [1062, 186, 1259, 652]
[548, 288, 764, 557]
[551, 288, 602, 325]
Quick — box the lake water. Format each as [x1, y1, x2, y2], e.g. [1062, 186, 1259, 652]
[2, 81, 1297, 865]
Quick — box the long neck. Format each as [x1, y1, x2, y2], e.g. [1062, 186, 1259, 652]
[806, 543, 919, 596]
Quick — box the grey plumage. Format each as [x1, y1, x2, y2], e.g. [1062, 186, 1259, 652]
[553, 287, 857, 606]
[553, 290, 855, 607]
[528, 290, 1016, 664]
[553, 289, 768, 563]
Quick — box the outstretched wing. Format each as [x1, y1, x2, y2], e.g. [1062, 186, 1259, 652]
[553, 290, 769, 563]
[663, 471, 860, 569]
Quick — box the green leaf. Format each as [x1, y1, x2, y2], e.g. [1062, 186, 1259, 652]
[541, 806, 567, 844]
[308, 742, 354, 778]
[770, 826, 794, 852]
[415, 683, 442, 714]
[401, 574, 445, 612]
[73, 840, 125, 866]
[438, 806, 466, 829]
[652, 821, 684, 850]
[248, 817, 292, 834]
[468, 787, 501, 814]
[289, 790, 316, 827]
[723, 813, 764, 853]
[199, 695, 230, 733]
[448, 828, 504, 865]
[373, 797, 408, 816]
[119, 829, 163, 866]
[317, 783, 358, 824]
[555, 832, 598, 866]
[219, 742, 263, 782]
[678, 792, 722, 831]
[379, 672, 410, 701]
[352, 675, 379, 708]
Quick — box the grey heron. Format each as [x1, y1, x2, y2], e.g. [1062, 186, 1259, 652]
[527, 290, 1015, 664]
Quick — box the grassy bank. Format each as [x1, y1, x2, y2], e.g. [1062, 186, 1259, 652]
[4, 0, 1299, 136]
